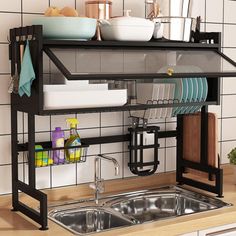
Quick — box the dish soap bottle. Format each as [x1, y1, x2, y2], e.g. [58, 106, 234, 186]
[52, 127, 65, 164]
[65, 118, 81, 162]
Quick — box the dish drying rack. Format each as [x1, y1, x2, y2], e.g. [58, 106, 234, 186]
[9, 24, 236, 230]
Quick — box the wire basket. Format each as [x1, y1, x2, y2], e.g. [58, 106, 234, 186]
[31, 143, 89, 168]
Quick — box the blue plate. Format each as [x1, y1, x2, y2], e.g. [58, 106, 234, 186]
[188, 78, 198, 113]
[202, 77, 208, 102]
[192, 78, 203, 113]
[182, 78, 193, 114]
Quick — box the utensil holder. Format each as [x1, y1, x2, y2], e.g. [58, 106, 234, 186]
[128, 125, 160, 176]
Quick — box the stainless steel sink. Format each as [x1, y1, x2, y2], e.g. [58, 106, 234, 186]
[107, 186, 229, 223]
[48, 186, 230, 235]
[49, 206, 136, 235]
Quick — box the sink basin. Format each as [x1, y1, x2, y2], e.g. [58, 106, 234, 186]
[48, 186, 230, 235]
[108, 186, 230, 223]
[49, 206, 135, 235]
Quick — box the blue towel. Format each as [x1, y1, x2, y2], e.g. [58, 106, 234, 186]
[18, 40, 36, 97]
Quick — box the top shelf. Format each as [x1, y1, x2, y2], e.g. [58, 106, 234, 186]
[42, 39, 220, 49]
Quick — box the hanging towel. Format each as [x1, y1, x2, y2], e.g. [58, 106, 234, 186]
[18, 40, 35, 97]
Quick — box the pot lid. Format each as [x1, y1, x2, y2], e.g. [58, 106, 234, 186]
[107, 10, 154, 27]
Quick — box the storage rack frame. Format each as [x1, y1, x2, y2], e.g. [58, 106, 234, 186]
[9, 25, 236, 230]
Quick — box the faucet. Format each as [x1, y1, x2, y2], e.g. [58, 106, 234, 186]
[89, 154, 120, 205]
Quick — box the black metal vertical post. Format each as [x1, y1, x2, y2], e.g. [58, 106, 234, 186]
[200, 106, 208, 166]
[176, 115, 184, 184]
[28, 113, 36, 188]
[11, 107, 19, 210]
[216, 168, 223, 198]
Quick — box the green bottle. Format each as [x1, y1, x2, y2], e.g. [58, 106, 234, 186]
[65, 118, 81, 162]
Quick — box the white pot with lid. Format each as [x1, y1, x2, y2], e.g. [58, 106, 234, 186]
[99, 10, 155, 41]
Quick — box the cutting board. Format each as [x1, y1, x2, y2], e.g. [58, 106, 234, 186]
[183, 112, 218, 177]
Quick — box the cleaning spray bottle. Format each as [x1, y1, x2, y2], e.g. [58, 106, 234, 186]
[65, 118, 81, 162]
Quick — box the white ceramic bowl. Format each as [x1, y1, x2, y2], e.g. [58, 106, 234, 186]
[99, 16, 154, 41]
[33, 17, 97, 40]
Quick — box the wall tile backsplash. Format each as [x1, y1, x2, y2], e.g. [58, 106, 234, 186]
[0, 0, 236, 195]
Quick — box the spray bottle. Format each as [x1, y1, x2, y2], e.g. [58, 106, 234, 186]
[65, 118, 81, 162]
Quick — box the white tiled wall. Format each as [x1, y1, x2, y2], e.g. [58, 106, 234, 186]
[0, 0, 236, 195]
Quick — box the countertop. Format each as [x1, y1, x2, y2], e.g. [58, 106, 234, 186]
[0, 165, 236, 236]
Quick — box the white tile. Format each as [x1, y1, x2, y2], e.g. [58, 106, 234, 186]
[101, 142, 123, 154]
[35, 132, 51, 142]
[223, 48, 236, 65]
[0, 13, 21, 42]
[166, 147, 176, 172]
[123, 111, 131, 126]
[50, 0, 76, 9]
[0, 75, 11, 104]
[23, 0, 49, 13]
[0, 0, 21, 12]
[221, 140, 236, 164]
[166, 121, 177, 131]
[112, 0, 123, 17]
[35, 115, 50, 132]
[222, 95, 236, 118]
[101, 112, 123, 126]
[206, 0, 223, 23]
[101, 127, 123, 136]
[0, 135, 11, 165]
[157, 149, 165, 173]
[87, 144, 100, 156]
[123, 152, 135, 178]
[77, 113, 100, 129]
[189, 0, 205, 21]
[0, 165, 12, 195]
[124, 0, 145, 18]
[224, 25, 236, 48]
[206, 23, 223, 34]
[76, 50, 101, 73]
[17, 112, 25, 134]
[36, 167, 51, 189]
[223, 78, 236, 95]
[51, 114, 75, 130]
[166, 138, 176, 147]
[0, 44, 11, 73]
[51, 49, 76, 73]
[224, 0, 236, 24]
[0, 106, 11, 135]
[222, 118, 236, 141]
[52, 164, 76, 187]
[101, 153, 123, 180]
[43, 52, 50, 73]
[208, 105, 222, 120]
[76, 0, 85, 16]
[124, 52, 146, 73]
[101, 51, 124, 73]
[22, 13, 44, 27]
[79, 128, 100, 140]
[18, 163, 27, 183]
[23, 115, 50, 133]
[77, 155, 94, 184]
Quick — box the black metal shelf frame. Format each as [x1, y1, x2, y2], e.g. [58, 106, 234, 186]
[9, 25, 232, 230]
